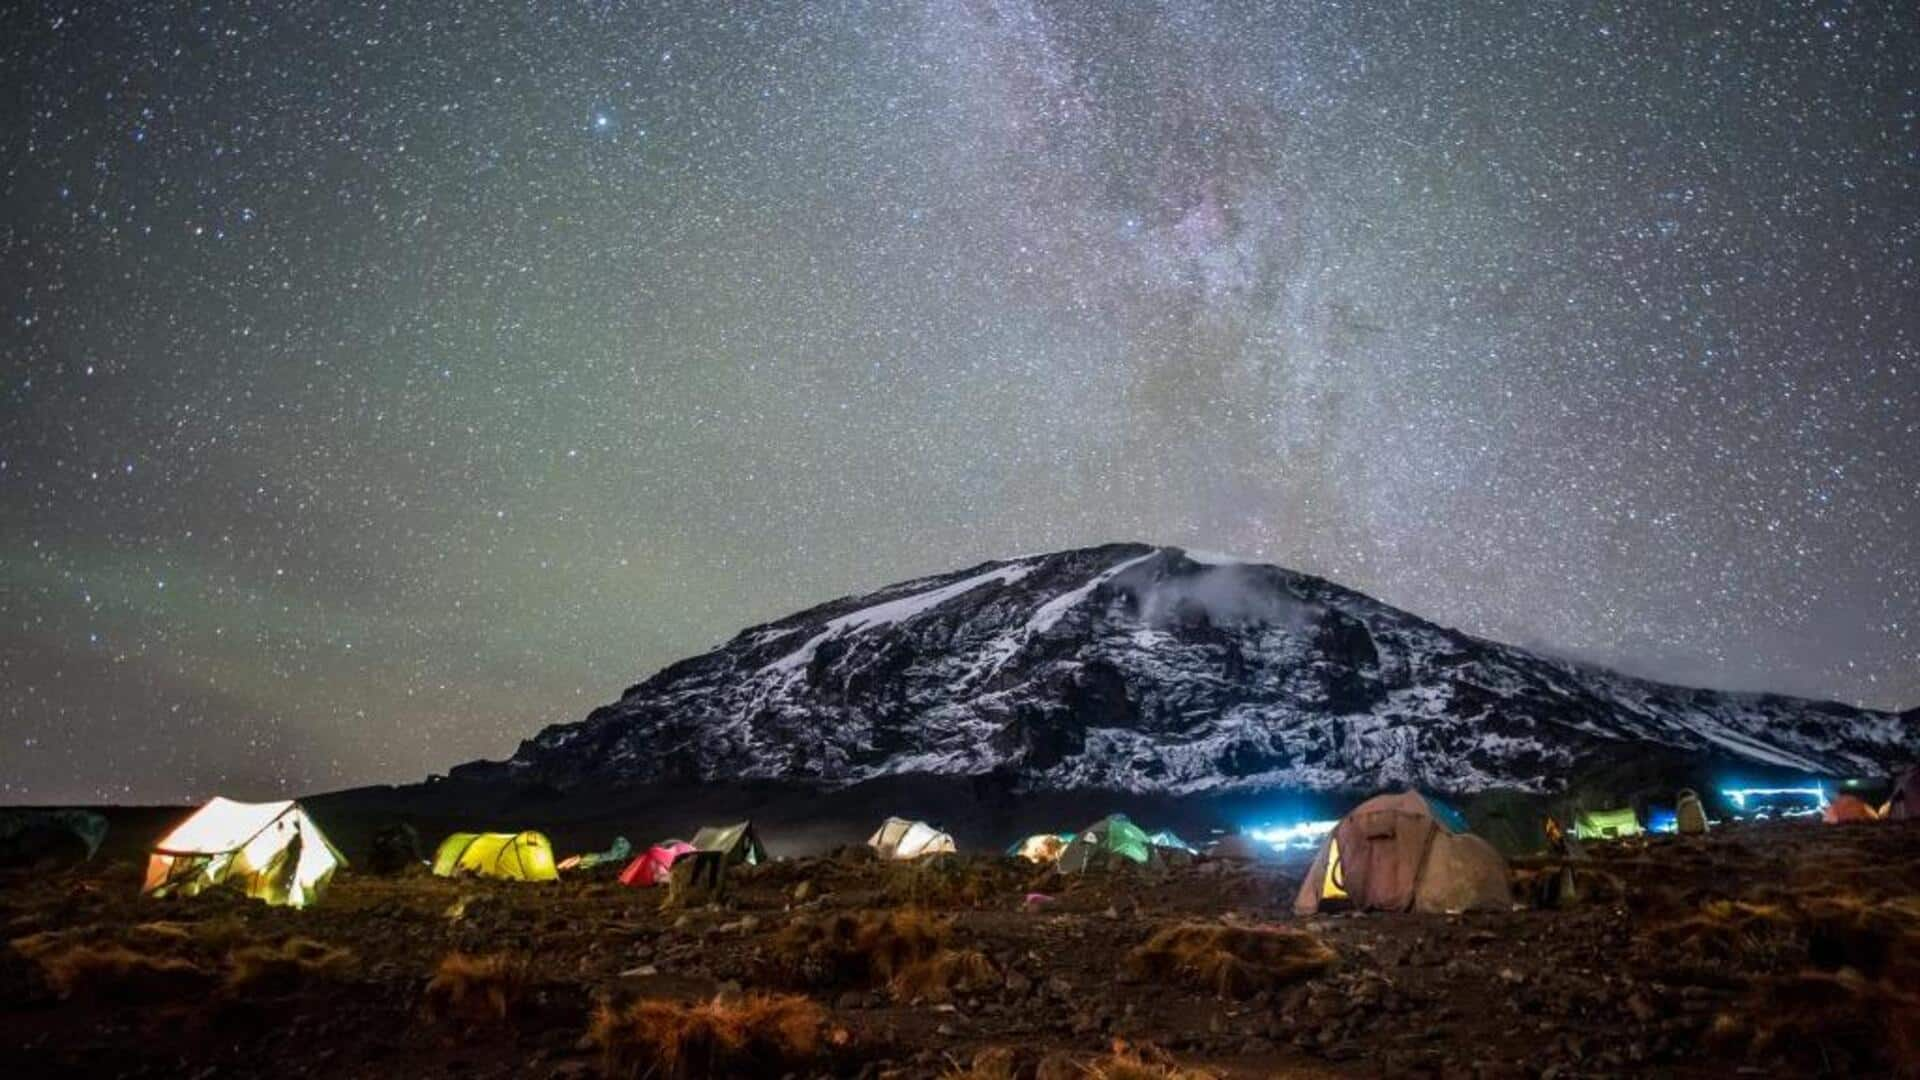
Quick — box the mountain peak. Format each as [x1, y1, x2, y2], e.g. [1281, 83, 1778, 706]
[454, 544, 1918, 794]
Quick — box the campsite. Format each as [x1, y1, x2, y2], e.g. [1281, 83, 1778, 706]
[4, 786, 1919, 1078]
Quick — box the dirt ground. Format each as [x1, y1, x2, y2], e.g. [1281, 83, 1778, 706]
[3, 816, 1918, 1079]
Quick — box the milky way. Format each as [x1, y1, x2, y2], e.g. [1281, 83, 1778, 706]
[3, 2, 1915, 802]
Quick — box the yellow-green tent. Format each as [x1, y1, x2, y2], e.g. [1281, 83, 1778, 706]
[432, 831, 558, 882]
[1574, 807, 1643, 840]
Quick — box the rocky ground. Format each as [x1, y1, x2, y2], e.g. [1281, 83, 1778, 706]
[3, 816, 1917, 1078]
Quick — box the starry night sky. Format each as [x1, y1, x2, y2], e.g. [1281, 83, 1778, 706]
[3, 2, 1916, 803]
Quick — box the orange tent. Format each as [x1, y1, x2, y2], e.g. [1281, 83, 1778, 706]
[1822, 794, 1879, 824]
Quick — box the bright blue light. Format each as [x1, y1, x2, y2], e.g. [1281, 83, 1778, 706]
[1245, 820, 1337, 852]
[1649, 808, 1678, 833]
[1721, 784, 1828, 816]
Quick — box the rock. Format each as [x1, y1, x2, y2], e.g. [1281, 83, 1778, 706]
[1005, 970, 1032, 997]
[836, 990, 865, 1010]
[792, 881, 815, 902]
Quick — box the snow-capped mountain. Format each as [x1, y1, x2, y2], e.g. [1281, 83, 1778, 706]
[454, 544, 1918, 795]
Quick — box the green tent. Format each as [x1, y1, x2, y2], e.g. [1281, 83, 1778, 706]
[689, 821, 767, 866]
[1574, 807, 1643, 840]
[1463, 790, 1551, 858]
[1056, 814, 1156, 873]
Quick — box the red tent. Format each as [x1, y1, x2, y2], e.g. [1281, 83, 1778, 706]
[618, 841, 695, 887]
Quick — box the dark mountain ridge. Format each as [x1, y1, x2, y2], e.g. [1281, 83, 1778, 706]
[454, 544, 1917, 797]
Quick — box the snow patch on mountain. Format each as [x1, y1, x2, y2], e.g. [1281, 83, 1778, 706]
[764, 560, 1038, 676]
[1023, 551, 1158, 638]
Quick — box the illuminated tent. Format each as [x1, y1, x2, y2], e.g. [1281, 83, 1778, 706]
[1294, 791, 1510, 915]
[1574, 807, 1643, 841]
[868, 818, 957, 861]
[1146, 829, 1197, 867]
[432, 831, 558, 882]
[1009, 833, 1072, 864]
[1885, 767, 1920, 821]
[143, 797, 344, 908]
[1675, 789, 1710, 835]
[689, 821, 767, 866]
[1147, 829, 1197, 853]
[1823, 794, 1879, 824]
[619, 840, 695, 887]
[1055, 814, 1156, 873]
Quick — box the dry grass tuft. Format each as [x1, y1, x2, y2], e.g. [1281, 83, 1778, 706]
[24, 940, 218, 1003]
[122, 921, 194, 950]
[1799, 894, 1920, 984]
[226, 937, 355, 995]
[1646, 900, 1800, 968]
[422, 951, 530, 1023]
[1124, 923, 1334, 999]
[588, 993, 841, 1079]
[942, 1046, 1018, 1080]
[889, 947, 997, 1003]
[880, 857, 1009, 909]
[1710, 968, 1920, 1076]
[771, 909, 950, 989]
[1087, 1041, 1219, 1079]
[1647, 891, 1920, 981]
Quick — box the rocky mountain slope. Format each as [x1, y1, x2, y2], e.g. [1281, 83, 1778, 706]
[454, 544, 1917, 795]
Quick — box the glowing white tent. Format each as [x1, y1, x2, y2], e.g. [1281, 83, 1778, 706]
[143, 797, 344, 908]
[867, 817, 957, 860]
